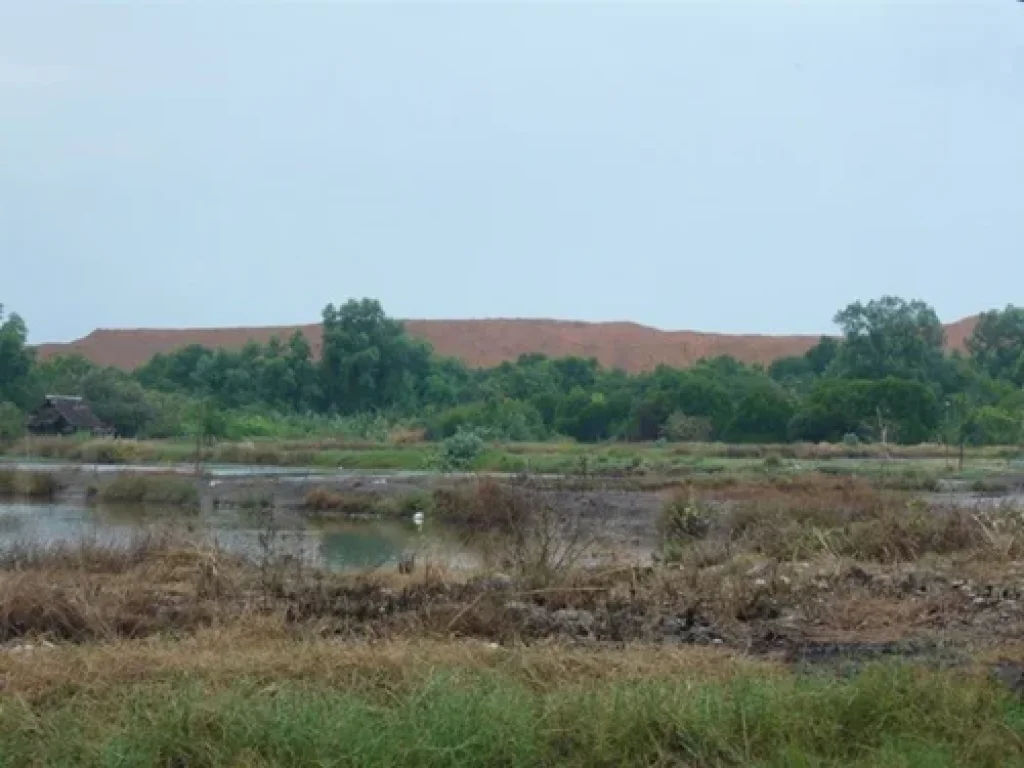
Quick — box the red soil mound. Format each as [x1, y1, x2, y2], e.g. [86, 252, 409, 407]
[35, 317, 979, 374]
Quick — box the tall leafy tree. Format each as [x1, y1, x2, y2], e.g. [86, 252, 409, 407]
[805, 336, 839, 376]
[726, 384, 795, 443]
[830, 296, 946, 383]
[967, 305, 1024, 385]
[0, 305, 35, 408]
[34, 354, 97, 396]
[320, 299, 432, 413]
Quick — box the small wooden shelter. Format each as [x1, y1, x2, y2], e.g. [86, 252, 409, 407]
[26, 396, 110, 437]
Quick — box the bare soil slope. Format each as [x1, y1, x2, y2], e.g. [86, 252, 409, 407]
[36, 316, 979, 373]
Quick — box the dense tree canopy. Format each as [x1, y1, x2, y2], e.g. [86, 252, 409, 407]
[0, 305, 35, 409]
[320, 299, 433, 414]
[829, 296, 947, 383]
[968, 306, 1024, 387]
[1, 295, 1022, 445]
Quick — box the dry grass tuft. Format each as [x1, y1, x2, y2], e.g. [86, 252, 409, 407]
[90, 474, 199, 508]
[302, 487, 382, 516]
[431, 479, 534, 534]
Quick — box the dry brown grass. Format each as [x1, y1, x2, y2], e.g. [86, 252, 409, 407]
[660, 473, 1024, 564]
[0, 469, 60, 499]
[0, 539, 251, 642]
[388, 427, 427, 445]
[89, 473, 199, 507]
[0, 628, 776, 701]
[301, 487, 383, 516]
[1, 531, 1023, 667]
[432, 479, 536, 533]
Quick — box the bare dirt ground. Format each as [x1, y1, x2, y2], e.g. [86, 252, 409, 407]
[35, 315, 980, 372]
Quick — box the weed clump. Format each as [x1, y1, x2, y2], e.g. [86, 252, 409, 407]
[431, 479, 532, 534]
[659, 490, 713, 543]
[93, 474, 199, 508]
[0, 470, 60, 499]
[302, 488, 382, 517]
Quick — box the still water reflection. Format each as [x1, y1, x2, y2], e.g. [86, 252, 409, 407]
[0, 501, 477, 572]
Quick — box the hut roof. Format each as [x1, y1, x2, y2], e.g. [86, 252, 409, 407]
[30, 395, 106, 431]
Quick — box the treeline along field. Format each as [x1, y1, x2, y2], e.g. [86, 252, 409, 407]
[2, 297, 1023, 450]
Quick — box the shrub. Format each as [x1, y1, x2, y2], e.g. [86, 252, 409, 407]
[431, 479, 533, 534]
[659, 490, 714, 543]
[660, 410, 714, 442]
[434, 427, 486, 471]
[966, 406, 1022, 446]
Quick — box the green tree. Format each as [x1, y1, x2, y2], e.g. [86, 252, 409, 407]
[804, 336, 839, 375]
[967, 305, 1024, 385]
[34, 354, 97, 396]
[726, 385, 795, 443]
[830, 296, 946, 383]
[0, 401, 24, 444]
[189, 397, 229, 446]
[965, 406, 1022, 446]
[284, 331, 320, 410]
[320, 299, 432, 413]
[789, 378, 939, 444]
[0, 305, 35, 408]
[555, 389, 613, 442]
[81, 369, 157, 437]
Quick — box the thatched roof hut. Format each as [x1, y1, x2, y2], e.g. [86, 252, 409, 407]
[26, 396, 109, 436]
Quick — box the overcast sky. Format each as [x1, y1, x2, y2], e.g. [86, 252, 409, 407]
[2, 1, 1022, 343]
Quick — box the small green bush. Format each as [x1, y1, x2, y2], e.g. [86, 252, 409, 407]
[435, 427, 486, 471]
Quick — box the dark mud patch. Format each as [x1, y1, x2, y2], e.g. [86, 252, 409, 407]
[282, 577, 726, 645]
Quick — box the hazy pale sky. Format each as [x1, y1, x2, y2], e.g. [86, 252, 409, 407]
[2, 1, 1022, 343]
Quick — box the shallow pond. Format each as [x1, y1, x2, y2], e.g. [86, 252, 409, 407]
[0, 501, 479, 572]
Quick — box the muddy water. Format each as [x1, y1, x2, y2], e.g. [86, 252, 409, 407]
[0, 501, 479, 572]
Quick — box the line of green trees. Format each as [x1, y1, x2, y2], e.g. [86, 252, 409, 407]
[2, 297, 1023, 446]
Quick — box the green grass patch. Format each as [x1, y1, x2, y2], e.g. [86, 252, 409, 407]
[0, 664, 1020, 766]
